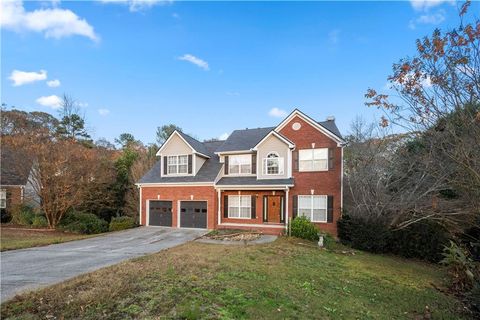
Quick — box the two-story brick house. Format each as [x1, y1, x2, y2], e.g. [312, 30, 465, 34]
[137, 109, 344, 235]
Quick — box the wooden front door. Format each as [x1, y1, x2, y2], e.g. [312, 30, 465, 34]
[267, 196, 281, 223]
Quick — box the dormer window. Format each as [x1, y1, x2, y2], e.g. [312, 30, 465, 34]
[167, 155, 188, 174]
[264, 152, 284, 175]
[228, 154, 251, 174]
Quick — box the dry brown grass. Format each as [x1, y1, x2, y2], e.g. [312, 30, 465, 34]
[0, 226, 91, 251]
[1, 238, 467, 319]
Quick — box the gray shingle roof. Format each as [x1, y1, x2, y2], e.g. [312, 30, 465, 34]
[138, 157, 223, 184]
[216, 177, 294, 186]
[1, 146, 32, 186]
[215, 127, 274, 153]
[176, 131, 211, 157]
[318, 120, 343, 139]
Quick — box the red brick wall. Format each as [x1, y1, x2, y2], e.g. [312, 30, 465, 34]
[1, 186, 23, 211]
[220, 190, 285, 225]
[140, 186, 217, 229]
[279, 115, 342, 236]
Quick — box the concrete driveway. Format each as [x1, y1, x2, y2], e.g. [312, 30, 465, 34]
[0, 227, 206, 302]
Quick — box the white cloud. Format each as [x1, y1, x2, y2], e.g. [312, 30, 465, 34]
[46, 79, 61, 87]
[268, 107, 288, 118]
[409, 0, 454, 11]
[408, 10, 445, 29]
[219, 133, 229, 140]
[178, 54, 209, 71]
[36, 95, 62, 109]
[99, 0, 171, 12]
[1, 0, 99, 41]
[98, 108, 110, 116]
[328, 29, 341, 44]
[9, 69, 47, 86]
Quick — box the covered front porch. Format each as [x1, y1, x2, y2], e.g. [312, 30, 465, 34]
[215, 178, 293, 234]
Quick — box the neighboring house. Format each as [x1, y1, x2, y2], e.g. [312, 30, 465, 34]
[137, 109, 344, 235]
[0, 146, 40, 217]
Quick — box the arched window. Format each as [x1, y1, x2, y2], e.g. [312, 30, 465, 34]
[265, 152, 283, 175]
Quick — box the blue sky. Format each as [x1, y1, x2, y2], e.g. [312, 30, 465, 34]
[2, 0, 477, 145]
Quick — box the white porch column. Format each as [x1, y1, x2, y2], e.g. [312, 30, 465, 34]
[285, 187, 289, 231]
[217, 188, 221, 227]
[139, 186, 142, 225]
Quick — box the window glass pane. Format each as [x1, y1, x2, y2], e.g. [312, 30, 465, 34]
[178, 155, 188, 164]
[229, 206, 239, 217]
[313, 159, 328, 170]
[167, 165, 177, 174]
[240, 164, 251, 174]
[167, 156, 177, 165]
[178, 165, 188, 173]
[240, 207, 251, 218]
[313, 148, 328, 160]
[312, 196, 326, 210]
[229, 195, 239, 206]
[312, 209, 326, 222]
[229, 165, 239, 174]
[298, 209, 311, 219]
[298, 196, 311, 209]
[240, 195, 250, 206]
[299, 160, 312, 171]
[299, 149, 312, 161]
[267, 158, 279, 174]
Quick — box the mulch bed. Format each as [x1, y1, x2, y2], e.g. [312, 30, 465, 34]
[205, 231, 262, 241]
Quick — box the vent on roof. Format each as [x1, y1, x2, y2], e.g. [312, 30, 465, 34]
[326, 116, 335, 121]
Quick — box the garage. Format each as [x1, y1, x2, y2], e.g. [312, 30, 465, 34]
[180, 201, 207, 229]
[149, 200, 172, 226]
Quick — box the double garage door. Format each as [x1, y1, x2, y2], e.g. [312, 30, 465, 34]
[148, 200, 207, 229]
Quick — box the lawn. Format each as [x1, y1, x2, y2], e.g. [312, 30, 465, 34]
[1, 237, 465, 319]
[0, 226, 91, 251]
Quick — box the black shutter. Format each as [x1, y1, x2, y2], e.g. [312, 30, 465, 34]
[251, 195, 256, 219]
[252, 154, 257, 174]
[293, 150, 299, 172]
[327, 195, 334, 223]
[163, 156, 168, 175]
[224, 195, 229, 218]
[188, 154, 193, 174]
[328, 148, 334, 170]
[263, 196, 268, 222]
[224, 156, 229, 175]
[292, 195, 298, 218]
[280, 196, 285, 223]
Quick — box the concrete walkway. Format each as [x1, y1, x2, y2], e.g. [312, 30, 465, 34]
[0, 227, 205, 302]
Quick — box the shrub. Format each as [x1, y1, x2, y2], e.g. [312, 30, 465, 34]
[10, 205, 35, 226]
[32, 215, 48, 228]
[1, 208, 11, 223]
[338, 215, 451, 262]
[389, 221, 449, 262]
[291, 216, 319, 241]
[338, 215, 391, 253]
[60, 211, 108, 234]
[109, 216, 136, 232]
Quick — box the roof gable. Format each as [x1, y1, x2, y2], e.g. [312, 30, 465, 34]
[156, 130, 210, 158]
[275, 109, 344, 144]
[252, 130, 295, 150]
[0, 146, 33, 186]
[215, 127, 274, 153]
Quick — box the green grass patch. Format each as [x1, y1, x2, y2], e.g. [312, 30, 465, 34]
[1, 237, 466, 319]
[1, 226, 93, 251]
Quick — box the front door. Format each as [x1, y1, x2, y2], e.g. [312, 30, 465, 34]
[267, 196, 281, 223]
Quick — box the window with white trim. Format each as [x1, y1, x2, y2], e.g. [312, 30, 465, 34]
[298, 195, 327, 222]
[264, 152, 284, 175]
[0, 189, 6, 209]
[299, 148, 328, 171]
[228, 195, 251, 218]
[228, 154, 251, 174]
[167, 155, 188, 174]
